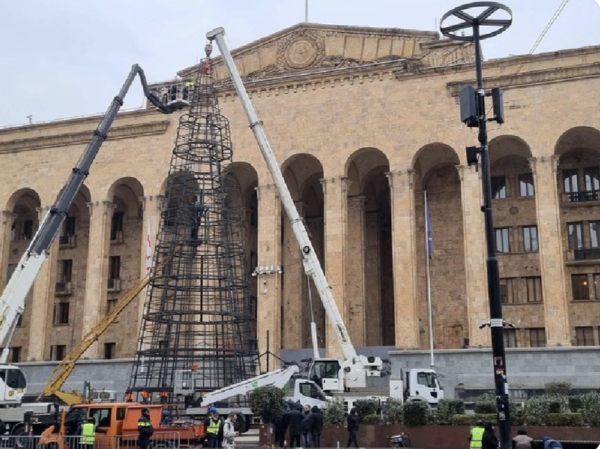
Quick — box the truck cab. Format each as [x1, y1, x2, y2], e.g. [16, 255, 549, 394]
[404, 369, 444, 405]
[0, 365, 26, 405]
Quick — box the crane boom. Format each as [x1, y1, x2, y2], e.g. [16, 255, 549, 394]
[0, 64, 186, 364]
[206, 27, 358, 363]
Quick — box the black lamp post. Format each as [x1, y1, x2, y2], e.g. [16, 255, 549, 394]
[440, 3, 513, 448]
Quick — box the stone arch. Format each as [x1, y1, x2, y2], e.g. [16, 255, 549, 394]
[281, 154, 325, 350]
[554, 126, 600, 158]
[413, 143, 466, 350]
[489, 136, 534, 200]
[108, 177, 145, 219]
[345, 147, 390, 196]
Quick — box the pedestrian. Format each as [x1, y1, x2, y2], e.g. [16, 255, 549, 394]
[231, 403, 246, 433]
[160, 409, 173, 426]
[204, 407, 222, 448]
[78, 417, 97, 448]
[285, 403, 304, 448]
[346, 408, 360, 448]
[137, 408, 154, 449]
[222, 413, 239, 449]
[481, 422, 499, 449]
[302, 404, 312, 447]
[513, 429, 536, 449]
[273, 413, 288, 448]
[543, 437, 563, 449]
[309, 406, 323, 448]
[469, 420, 485, 449]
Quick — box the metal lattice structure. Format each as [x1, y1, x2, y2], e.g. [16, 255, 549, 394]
[129, 50, 256, 404]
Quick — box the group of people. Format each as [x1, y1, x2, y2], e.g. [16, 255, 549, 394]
[273, 401, 324, 448]
[204, 406, 242, 449]
[469, 421, 563, 449]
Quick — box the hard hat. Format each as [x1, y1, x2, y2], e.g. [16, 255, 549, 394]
[208, 406, 217, 413]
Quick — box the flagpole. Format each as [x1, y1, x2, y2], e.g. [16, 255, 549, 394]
[424, 191, 435, 368]
[305, 0, 308, 22]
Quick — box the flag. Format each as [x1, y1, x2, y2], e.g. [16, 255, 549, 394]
[425, 191, 434, 259]
[146, 218, 153, 273]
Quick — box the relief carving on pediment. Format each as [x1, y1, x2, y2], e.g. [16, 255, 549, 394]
[277, 29, 325, 70]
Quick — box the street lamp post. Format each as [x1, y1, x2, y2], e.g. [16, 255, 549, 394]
[440, 3, 513, 448]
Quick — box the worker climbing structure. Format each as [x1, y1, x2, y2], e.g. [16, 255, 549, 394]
[129, 44, 256, 403]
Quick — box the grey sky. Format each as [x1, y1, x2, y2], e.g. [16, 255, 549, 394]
[0, 0, 598, 127]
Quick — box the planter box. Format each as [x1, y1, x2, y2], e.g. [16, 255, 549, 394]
[259, 424, 600, 448]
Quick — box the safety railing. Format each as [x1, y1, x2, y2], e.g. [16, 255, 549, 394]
[0, 432, 182, 449]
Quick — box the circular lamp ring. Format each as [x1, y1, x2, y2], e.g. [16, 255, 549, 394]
[440, 2, 512, 42]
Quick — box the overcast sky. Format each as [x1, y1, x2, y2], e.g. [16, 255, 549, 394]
[1, 0, 598, 127]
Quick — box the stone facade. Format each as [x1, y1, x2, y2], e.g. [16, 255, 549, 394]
[1, 23, 600, 367]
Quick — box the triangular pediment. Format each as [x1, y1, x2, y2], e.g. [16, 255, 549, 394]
[177, 23, 473, 82]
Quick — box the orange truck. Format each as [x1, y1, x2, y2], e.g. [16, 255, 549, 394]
[38, 402, 206, 449]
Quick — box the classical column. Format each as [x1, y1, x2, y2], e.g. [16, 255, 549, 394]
[456, 165, 490, 347]
[530, 156, 570, 346]
[27, 206, 59, 361]
[138, 195, 164, 326]
[282, 201, 305, 349]
[0, 211, 15, 289]
[255, 184, 283, 372]
[81, 201, 114, 359]
[386, 170, 419, 348]
[321, 176, 350, 359]
[347, 196, 367, 345]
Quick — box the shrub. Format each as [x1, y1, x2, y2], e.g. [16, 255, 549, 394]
[545, 381, 572, 396]
[579, 392, 600, 427]
[435, 399, 466, 425]
[354, 399, 379, 420]
[545, 413, 584, 427]
[322, 398, 346, 425]
[362, 414, 382, 425]
[248, 386, 286, 424]
[568, 395, 583, 413]
[382, 398, 403, 425]
[403, 401, 430, 427]
[452, 414, 496, 426]
[522, 394, 568, 426]
[474, 393, 496, 414]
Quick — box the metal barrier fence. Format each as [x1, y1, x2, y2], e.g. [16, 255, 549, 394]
[0, 432, 182, 449]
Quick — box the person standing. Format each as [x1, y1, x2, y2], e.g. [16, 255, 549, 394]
[204, 407, 222, 448]
[137, 408, 154, 449]
[273, 413, 288, 448]
[481, 422, 499, 449]
[469, 420, 485, 449]
[346, 408, 360, 448]
[79, 417, 97, 447]
[309, 406, 323, 448]
[222, 413, 239, 449]
[285, 403, 304, 448]
[301, 404, 312, 447]
[513, 429, 535, 449]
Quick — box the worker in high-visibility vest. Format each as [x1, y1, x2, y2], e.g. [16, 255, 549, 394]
[79, 417, 97, 447]
[204, 407, 222, 448]
[468, 420, 485, 449]
[138, 408, 154, 449]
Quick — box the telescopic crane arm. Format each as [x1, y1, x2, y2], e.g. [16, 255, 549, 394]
[0, 64, 186, 363]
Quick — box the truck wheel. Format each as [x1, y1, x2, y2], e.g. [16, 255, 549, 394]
[12, 427, 36, 449]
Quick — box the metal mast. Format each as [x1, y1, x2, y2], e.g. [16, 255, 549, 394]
[129, 45, 256, 403]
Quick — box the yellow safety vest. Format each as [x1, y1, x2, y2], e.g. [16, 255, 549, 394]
[470, 427, 484, 449]
[207, 417, 221, 434]
[81, 423, 96, 445]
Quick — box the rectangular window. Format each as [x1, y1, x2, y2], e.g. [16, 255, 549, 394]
[568, 222, 584, 250]
[104, 343, 116, 360]
[523, 226, 538, 252]
[22, 220, 34, 240]
[590, 222, 600, 248]
[495, 228, 510, 253]
[9, 347, 21, 364]
[106, 298, 117, 314]
[53, 302, 70, 325]
[110, 212, 124, 241]
[572, 274, 590, 300]
[108, 256, 121, 281]
[563, 168, 579, 194]
[51, 345, 67, 361]
[584, 167, 600, 193]
[10, 223, 16, 241]
[529, 328, 546, 348]
[500, 278, 517, 304]
[594, 274, 600, 300]
[575, 326, 594, 346]
[504, 329, 517, 348]
[525, 277, 543, 303]
[519, 173, 535, 197]
[57, 260, 73, 283]
[491, 176, 507, 199]
[59, 217, 77, 245]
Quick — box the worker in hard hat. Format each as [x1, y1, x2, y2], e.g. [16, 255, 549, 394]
[204, 407, 222, 448]
[137, 408, 154, 449]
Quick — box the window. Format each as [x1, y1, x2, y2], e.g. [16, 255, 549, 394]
[525, 277, 543, 303]
[594, 274, 600, 300]
[110, 212, 124, 241]
[519, 173, 535, 197]
[575, 326, 594, 346]
[106, 298, 117, 314]
[495, 228, 510, 253]
[572, 274, 590, 300]
[523, 226, 538, 252]
[53, 302, 70, 325]
[417, 372, 438, 388]
[89, 408, 112, 428]
[50, 345, 67, 361]
[529, 328, 546, 347]
[500, 278, 517, 304]
[563, 169, 579, 194]
[108, 256, 121, 286]
[568, 222, 584, 250]
[9, 347, 21, 364]
[104, 343, 116, 360]
[57, 260, 73, 283]
[10, 223, 16, 241]
[584, 167, 600, 193]
[491, 176, 507, 199]
[22, 220, 34, 240]
[59, 217, 76, 245]
[571, 274, 590, 300]
[503, 329, 517, 348]
[590, 222, 600, 248]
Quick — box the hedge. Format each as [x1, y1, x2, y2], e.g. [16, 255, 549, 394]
[452, 414, 496, 426]
[544, 413, 584, 427]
